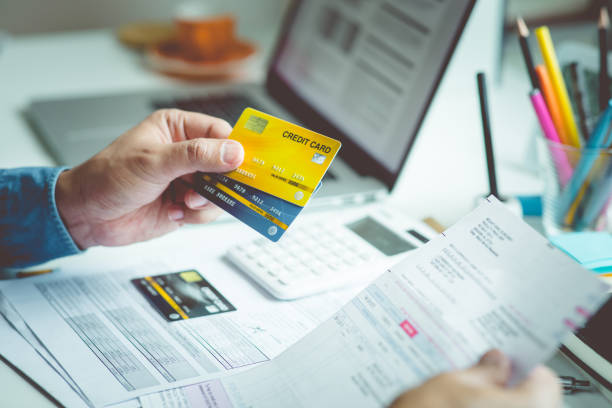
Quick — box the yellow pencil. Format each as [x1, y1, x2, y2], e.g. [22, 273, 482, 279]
[535, 26, 582, 148]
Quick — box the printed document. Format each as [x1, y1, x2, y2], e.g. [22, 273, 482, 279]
[0, 256, 359, 407]
[139, 198, 610, 408]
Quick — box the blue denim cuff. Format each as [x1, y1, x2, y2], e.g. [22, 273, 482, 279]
[48, 166, 82, 257]
[0, 167, 82, 269]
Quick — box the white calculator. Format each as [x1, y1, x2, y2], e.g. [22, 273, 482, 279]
[226, 205, 438, 299]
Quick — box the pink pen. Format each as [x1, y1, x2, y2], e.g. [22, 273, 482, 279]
[530, 89, 573, 186]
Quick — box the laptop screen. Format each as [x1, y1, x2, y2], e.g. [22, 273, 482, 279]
[267, 0, 475, 188]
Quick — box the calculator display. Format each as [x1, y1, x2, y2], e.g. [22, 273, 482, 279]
[346, 217, 416, 256]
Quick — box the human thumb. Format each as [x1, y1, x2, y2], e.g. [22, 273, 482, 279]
[159, 138, 244, 179]
[466, 349, 512, 386]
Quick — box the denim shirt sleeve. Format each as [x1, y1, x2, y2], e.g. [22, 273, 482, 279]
[0, 167, 82, 268]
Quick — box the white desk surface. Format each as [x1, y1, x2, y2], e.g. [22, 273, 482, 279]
[0, 25, 610, 408]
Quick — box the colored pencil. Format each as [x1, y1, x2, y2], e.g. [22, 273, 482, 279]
[517, 17, 539, 90]
[536, 26, 582, 148]
[536, 65, 568, 144]
[529, 89, 573, 186]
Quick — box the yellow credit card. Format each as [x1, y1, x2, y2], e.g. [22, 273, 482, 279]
[225, 108, 341, 206]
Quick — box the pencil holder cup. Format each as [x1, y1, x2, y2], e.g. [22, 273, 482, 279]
[538, 138, 612, 235]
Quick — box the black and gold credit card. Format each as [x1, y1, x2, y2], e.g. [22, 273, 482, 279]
[131, 270, 235, 321]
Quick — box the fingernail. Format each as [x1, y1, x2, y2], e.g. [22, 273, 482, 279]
[221, 141, 244, 164]
[189, 193, 208, 208]
[168, 207, 184, 221]
[480, 350, 505, 367]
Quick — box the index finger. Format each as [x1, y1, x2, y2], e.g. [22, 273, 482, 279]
[153, 109, 233, 143]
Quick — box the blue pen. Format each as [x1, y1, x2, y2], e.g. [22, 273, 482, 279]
[556, 100, 612, 227]
[575, 160, 612, 229]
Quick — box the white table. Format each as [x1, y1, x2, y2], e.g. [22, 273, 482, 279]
[0, 26, 609, 407]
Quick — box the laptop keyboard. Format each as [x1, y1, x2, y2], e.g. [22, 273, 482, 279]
[152, 93, 260, 125]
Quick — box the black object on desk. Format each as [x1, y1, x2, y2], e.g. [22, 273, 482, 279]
[476, 72, 499, 200]
[599, 7, 610, 112]
[561, 296, 612, 397]
[560, 375, 593, 395]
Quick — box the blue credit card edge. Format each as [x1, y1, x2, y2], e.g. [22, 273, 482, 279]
[194, 172, 303, 241]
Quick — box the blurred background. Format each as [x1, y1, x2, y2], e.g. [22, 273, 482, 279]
[1, 0, 611, 223]
[0, 0, 291, 36]
[0, 0, 609, 36]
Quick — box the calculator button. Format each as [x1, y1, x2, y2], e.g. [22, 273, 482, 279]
[331, 231, 346, 240]
[338, 258, 351, 267]
[245, 244, 259, 253]
[277, 279, 289, 286]
[347, 245, 362, 254]
[297, 253, 313, 264]
[277, 241, 292, 250]
[285, 262, 303, 272]
[254, 239, 267, 247]
[344, 256, 360, 266]
[285, 244, 298, 253]
[265, 249, 280, 257]
[282, 257, 300, 268]
[279, 265, 291, 273]
[358, 253, 374, 262]
[328, 241, 344, 251]
[291, 231, 307, 241]
[311, 266, 329, 276]
[310, 259, 326, 269]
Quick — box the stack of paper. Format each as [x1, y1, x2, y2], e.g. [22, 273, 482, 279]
[0, 197, 608, 407]
[0, 219, 363, 407]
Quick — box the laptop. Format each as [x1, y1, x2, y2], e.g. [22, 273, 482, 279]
[27, 0, 476, 206]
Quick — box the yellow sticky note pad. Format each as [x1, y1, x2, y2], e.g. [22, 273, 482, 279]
[225, 108, 341, 206]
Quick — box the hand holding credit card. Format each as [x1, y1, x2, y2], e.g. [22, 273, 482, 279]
[194, 108, 341, 241]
